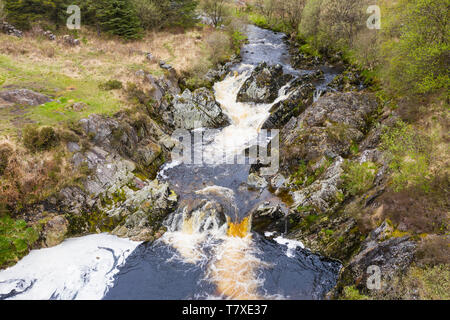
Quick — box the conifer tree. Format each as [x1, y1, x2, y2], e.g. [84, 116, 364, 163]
[95, 0, 143, 40]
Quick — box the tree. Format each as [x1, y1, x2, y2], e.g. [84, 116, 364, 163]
[384, 0, 450, 93]
[201, 0, 228, 28]
[285, 0, 307, 32]
[130, 0, 163, 29]
[4, 0, 71, 30]
[319, 0, 366, 47]
[168, 0, 198, 27]
[95, 0, 143, 39]
[0, 0, 6, 22]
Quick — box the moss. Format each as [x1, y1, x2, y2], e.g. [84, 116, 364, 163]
[0, 216, 39, 269]
[66, 209, 123, 236]
[340, 286, 370, 300]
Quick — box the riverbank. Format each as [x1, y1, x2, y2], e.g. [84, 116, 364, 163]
[0, 22, 243, 269]
[244, 14, 449, 300]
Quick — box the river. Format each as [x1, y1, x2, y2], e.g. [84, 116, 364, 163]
[0, 25, 341, 300]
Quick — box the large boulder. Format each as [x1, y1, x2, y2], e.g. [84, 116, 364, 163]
[279, 92, 378, 172]
[251, 202, 286, 233]
[78, 113, 173, 173]
[237, 62, 293, 104]
[172, 88, 231, 130]
[262, 71, 322, 129]
[0, 89, 51, 107]
[41, 216, 69, 248]
[338, 221, 417, 294]
[290, 157, 344, 215]
[110, 180, 178, 242]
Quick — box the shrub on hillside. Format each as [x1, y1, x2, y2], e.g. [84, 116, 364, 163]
[23, 125, 59, 152]
[99, 79, 123, 91]
[342, 160, 378, 196]
[206, 31, 233, 65]
[381, 120, 432, 192]
[417, 235, 450, 267]
[0, 216, 39, 268]
[383, 0, 449, 94]
[0, 142, 12, 176]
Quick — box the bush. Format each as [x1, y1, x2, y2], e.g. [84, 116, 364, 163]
[341, 286, 370, 300]
[402, 265, 450, 300]
[0, 142, 12, 176]
[383, 0, 450, 94]
[206, 31, 233, 65]
[381, 121, 432, 192]
[0, 215, 39, 268]
[342, 161, 377, 196]
[99, 79, 123, 91]
[130, 0, 163, 29]
[416, 235, 450, 267]
[23, 125, 59, 152]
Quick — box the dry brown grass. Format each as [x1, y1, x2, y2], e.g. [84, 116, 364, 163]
[0, 25, 216, 98]
[0, 138, 78, 214]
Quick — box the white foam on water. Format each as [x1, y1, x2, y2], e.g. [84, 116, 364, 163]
[0, 234, 141, 300]
[273, 236, 305, 258]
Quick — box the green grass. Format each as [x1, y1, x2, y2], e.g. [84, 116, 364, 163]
[0, 54, 123, 135]
[0, 215, 39, 269]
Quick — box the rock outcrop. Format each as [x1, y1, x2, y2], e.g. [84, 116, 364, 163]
[237, 62, 293, 104]
[279, 91, 378, 171]
[0, 21, 23, 37]
[110, 180, 178, 241]
[336, 221, 417, 295]
[171, 88, 231, 130]
[0, 89, 51, 107]
[262, 70, 322, 129]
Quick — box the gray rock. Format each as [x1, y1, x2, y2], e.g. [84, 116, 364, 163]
[0, 21, 23, 37]
[41, 216, 69, 248]
[43, 30, 56, 41]
[262, 72, 320, 129]
[67, 142, 81, 153]
[291, 157, 344, 214]
[237, 63, 293, 104]
[0, 89, 51, 107]
[159, 60, 173, 71]
[342, 231, 416, 292]
[62, 35, 80, 46]
[279, 92, 378, 171]
[172, 88, 231, 130]
[247, 173, 268, 189]
[110, 180, 178, 241]
[251, 202, 286, 233]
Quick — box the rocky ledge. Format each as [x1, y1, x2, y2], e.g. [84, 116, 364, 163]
[248, 51, 421, 299]
[237, 62, 293, 104]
